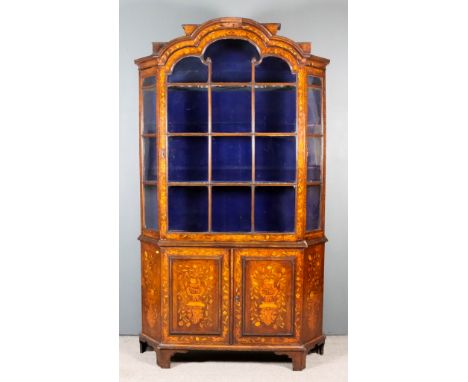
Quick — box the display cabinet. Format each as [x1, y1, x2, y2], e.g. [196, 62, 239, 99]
[135, 17, 330, 371]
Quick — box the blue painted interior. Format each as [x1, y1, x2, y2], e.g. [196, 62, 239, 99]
[212, 187, 251, 232]
[142, 76, 156, 86]
[306, 185, 321, 231]
[204, 39, 259, 82]
[255, 88, 296, 132]
[143, 137, 157, 181]
[212, 88, 251, 132]
[168, 88, 208, 133]
[308, 88, 322, 126]
[144, 186, 158, 230]
[255, 187, 295, 232]
[168, 186, 208, 232]
[255, 137, 296, 182]
[212, 137, 252, 181]
[307, 123, 322, 135]
[307, 76, 322, 86]
[143, 89, 156, 134]
[307, 137, 322, 182]
[168, 56, 208, 83]
[168, 137, 208, 181]
[255, 56, 296, 83]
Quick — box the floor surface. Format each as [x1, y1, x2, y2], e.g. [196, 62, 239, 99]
[120, 335, 347, 381]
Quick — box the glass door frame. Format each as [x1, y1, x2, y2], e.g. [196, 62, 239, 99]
[155, 43, 318, 242]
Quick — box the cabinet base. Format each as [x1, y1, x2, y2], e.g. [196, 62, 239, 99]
[139, 334, 325, 371]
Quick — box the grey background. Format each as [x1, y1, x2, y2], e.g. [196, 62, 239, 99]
[120, 0, 347, 335]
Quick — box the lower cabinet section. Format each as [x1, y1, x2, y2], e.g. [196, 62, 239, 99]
[141, 241, 326, 370]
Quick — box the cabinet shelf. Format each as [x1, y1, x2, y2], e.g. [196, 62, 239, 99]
[166, 132, 296, 137]
[167, 82, 296, 88]
[167, 181, 296, 187]
[167, 83, 209, 88]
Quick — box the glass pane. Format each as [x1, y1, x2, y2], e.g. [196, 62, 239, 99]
[255, 187, 295, 232]
[307, 88, 322, 130]
[168, 187, 208, 232]
[168, 88, 208, 133]
[212, 187, 251, 232]
[144, 186, 158, 230]
[168, 56, 208, 83]
[143, 76, 156, 86]
[143, 137, 157, 181]
[307, 137, 322, 182]
[204, 39, 259, 82]
[306, 185, 321, 231]
[168, 137, 208, 181]
[255, 137, 296, 182]
[212, 88, 251, 132]
[143, 88, 156, 134]
[307, 76, 321, 86]
[255, 88, 296, 133]
[255, 56, 296, 83]
[212, 137, 252, 182]
[307, 123, 322, 135]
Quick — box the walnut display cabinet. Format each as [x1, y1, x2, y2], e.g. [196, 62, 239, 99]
[135, 17, 330, 371]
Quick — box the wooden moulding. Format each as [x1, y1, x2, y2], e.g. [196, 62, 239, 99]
[262, 23, 281, 35]
[298, 42, 311, 53]
[152, 42, 167, 55]
[182, 24, 198, 35]
[138, 234, 328, 248]
[140, 331, 325, 352]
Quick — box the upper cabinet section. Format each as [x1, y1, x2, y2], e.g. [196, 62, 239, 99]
[136, 18, 329, 241]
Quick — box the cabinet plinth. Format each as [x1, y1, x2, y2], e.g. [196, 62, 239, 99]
[135, 17, 329, 371]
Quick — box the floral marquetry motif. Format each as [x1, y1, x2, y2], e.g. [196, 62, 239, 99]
[171, 259, 219, 332]
[234, 248, 303, 344]
[246, 261, 292, 333]
[143, 251, 158, 328]
[303, 244, 325, 340]
[161, 247, 230, 344]
[140, 242, 161, 341]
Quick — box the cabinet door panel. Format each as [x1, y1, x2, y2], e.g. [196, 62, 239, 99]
[233, 248, 303, 344]
[243, 259, 294, 336]
[161, 248, 229, 344]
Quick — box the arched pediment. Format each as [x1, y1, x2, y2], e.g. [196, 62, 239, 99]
[145, 18, 312, 73]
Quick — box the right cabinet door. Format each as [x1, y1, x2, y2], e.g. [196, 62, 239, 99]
[233, 248, 303, 345]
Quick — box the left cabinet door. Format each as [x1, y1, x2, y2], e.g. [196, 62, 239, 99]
[161, 247, 230, 344]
